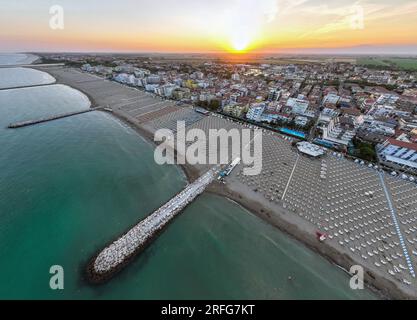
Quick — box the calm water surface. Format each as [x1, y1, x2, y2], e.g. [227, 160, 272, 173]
[0, 67, 55, 89]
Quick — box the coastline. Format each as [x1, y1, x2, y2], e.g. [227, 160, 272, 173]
[206, 183, 393, 299]
[35, 65, 416, 300]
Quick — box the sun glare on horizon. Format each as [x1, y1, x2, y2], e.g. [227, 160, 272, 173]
[229, 30, 254, 53]
[232, 38, 250, 52]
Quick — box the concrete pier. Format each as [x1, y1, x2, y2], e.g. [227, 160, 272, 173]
[0, 83, 56, 91]
[87, 167, 218, 284]
[8, 107, 102, 129]
[0, 63, 65, 69]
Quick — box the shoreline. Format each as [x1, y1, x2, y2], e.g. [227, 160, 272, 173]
[36, 65, 416, 300]
[107, 108, 201, 184]
[205, 184, 391, 300]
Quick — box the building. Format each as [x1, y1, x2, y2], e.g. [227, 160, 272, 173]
[295, 116, 309, 127]
[286, 98, 309, 115]
[360, 118, 396, 136]
[323, 93, 340, 105]
[81, 64, 93, 72]
[155, 84, 178, 97]
[223, 104, 245, 118]
[376, 93, 399, 105]
[246, 104, 265, 122]
[377, 138, 417, 174]
[260, 112, 280, 124]
[193, 71, 204, 80]
[321, 117, 356, 146]
[113, 73, 129, 84]
[268, 89, 281, 102]
[147, 75, 161, 84]
[275, 112, 292, 123]
[297, 142, 326, 158]
[134, 69, 150, 78]
[231, 73, 240, 81]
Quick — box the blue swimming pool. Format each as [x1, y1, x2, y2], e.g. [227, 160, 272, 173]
[313, 138, 334, 149]
[280, 128, 306, 139]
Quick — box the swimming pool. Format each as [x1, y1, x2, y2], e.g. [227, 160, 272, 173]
[313, 138, 335, 149]
[280, 128, 306, 139]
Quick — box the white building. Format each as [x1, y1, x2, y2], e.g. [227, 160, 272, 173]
[361, 119, 396, 136]
[377, 138, 417, 173]
[295, 116, 309, 127]
[127, 74, 136, 85]
[147, 75, 161, 84]
[115, 65, 135, 73]
[323, 93, 340, 105]
[231, 73, 241, 81]
[369, 105, 395, 118]
[297, 142, 326, 158]
[81, 64, 93, 72]
[268, 89, 281, 102]
[321, 117, 356, 146]
[286, 98, 309, 115]
[376, 93, 399, 105]
[246, 105, 266, 122]
[155, 84, 178, 97]
[193, 71, 204, 80]
[145, 84, 159, 92]
[113, 73, 130, 84]
[134, 69, 150, 78]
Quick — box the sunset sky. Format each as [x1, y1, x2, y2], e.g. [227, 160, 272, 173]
[1, 0, 417, 54]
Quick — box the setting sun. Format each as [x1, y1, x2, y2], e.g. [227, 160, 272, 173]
[231, 34, 250, 52]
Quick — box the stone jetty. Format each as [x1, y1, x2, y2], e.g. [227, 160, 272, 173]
[8, 107, 102, 129]
[87, 167, 218, 283]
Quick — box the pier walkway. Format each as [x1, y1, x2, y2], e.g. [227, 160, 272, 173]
[7, 107, 103, 129]
[0, 83, 56, 91]
[0, 63, 65, 69]
[379, 172, 416, 278]
[88, 167, 218, 282]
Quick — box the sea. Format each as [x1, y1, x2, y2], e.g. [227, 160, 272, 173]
[0, 54, 376, 299]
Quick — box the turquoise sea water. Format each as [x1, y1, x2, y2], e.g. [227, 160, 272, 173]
[0, 67, 55, 89]
[0, 62, 377, 299]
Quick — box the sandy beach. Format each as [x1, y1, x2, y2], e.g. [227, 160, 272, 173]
[32, 65, 417, 300]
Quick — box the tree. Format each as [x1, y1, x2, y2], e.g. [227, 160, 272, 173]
[208, 99, 221, 111]
[352, 138, 377, 162]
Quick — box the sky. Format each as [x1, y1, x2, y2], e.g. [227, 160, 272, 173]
[1, 0, 417, 54]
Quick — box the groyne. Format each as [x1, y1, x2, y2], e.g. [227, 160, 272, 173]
[86, 167, 218, 284]
[8, 107, 103, 129]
